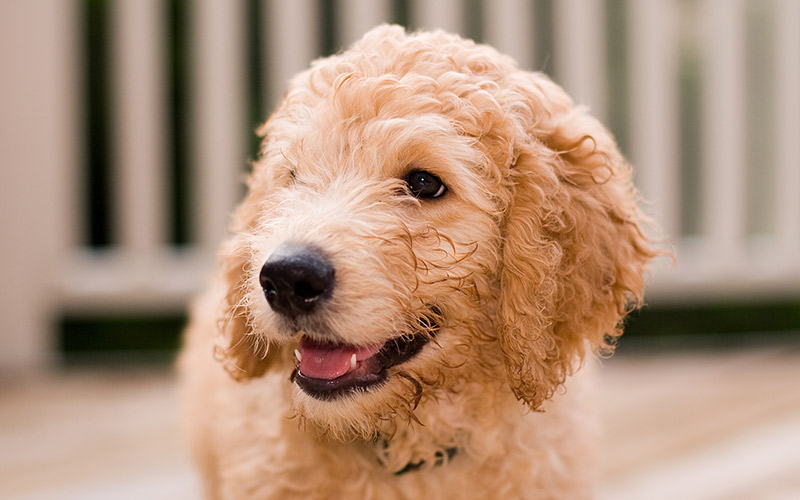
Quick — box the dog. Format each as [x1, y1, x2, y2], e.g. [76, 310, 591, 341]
[179, 25, 656, 499]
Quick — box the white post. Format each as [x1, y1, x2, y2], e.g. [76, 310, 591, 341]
[774, 0, 800, 266]
[111, 0, 168, 255]
[265, 0, 319, 111]
[337, 0, 392, 48]
[700, 0, 747, 269]
[626, 0, 680, 238]
[191, 0, 248, 251]
[482, 0, 535, 71]
[0, 0, 79, 371]
[411, 0, 464, 34]
[552, 0, 608, 121]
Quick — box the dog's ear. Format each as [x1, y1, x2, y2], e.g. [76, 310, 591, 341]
[214, 159, 282, 382]
[214, 238, 272, 381]
[498, 74, 656, 410]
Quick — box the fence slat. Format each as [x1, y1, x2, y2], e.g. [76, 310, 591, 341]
[774, 0, 800, 259]
[626, 0, 680, 238]
[482, 0, 535, 70]
[265, 0, 318, 111]
[700, 0, 747, 267]
[552, 0, 608, 121]
[112, 0, 167, 252]
[191, 0, 247, 250]
[337, 0, 391, 49]
[0, 0, 78, 370]
[411, 0, 464, 34]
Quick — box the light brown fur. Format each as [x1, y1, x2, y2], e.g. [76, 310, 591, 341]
[180, 25, 657, 499]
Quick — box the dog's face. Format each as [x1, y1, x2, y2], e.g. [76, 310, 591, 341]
[215, 26, 655, 439]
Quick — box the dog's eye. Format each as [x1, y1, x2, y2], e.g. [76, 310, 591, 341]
[404, 170, 447, 199]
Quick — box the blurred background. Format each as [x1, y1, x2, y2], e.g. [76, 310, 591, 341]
[1, 0, 798, 499]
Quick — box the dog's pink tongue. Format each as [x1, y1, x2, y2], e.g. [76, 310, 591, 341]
[298, 338, 382, 380]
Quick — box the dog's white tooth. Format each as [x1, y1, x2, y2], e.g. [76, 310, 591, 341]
[294, 349, 302, 362]
[350, 353, 357, 371]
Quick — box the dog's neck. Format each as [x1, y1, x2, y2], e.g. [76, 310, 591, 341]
[367, 375, 517, 475]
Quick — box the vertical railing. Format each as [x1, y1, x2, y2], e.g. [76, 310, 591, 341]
[2, 0, 799, 371]
[337, 0, 392, 48]
[265, 0, 319, 109]
[701, 0, 748, 271]
[412, 0, 465, 34]
[553, 0, 609, 121]
[626, 0, 681, 241]
[773, 0, 800, 266]
[482, 0, 536, 71]
[191, 0, 247, 251]
[0, 0, 79, 370]
[646, 0, 800, 299]
[112, 0, 168, 262]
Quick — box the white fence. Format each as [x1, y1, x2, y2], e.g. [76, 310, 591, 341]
[2, 0, 799, 371]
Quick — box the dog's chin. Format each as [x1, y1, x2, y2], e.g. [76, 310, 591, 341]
[285, 310, 441, 437]
[290, 361, 429, 440]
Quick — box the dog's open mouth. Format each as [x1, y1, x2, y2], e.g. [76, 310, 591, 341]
[292, 315, 438, 401]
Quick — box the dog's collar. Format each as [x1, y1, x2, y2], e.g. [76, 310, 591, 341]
[391, 447, 459, 476]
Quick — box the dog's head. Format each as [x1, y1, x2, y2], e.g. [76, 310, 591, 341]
[214, 25, 655, 437]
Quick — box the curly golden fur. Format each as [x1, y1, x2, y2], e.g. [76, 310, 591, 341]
[180, 25, 657, 499]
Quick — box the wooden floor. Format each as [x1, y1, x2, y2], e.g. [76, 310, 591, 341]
[598, 342, 800, 500]
[2, 341, 799, 500]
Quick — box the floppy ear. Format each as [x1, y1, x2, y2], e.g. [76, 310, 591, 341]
[214, 156, 282, 382]
[498, 74, 656, 410]
[214, 237, 271, 382]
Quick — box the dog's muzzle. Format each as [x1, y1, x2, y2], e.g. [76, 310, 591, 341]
[260, 243, 442, 401]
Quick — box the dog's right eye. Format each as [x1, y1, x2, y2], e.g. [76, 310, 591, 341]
[404, 170, 447, 199]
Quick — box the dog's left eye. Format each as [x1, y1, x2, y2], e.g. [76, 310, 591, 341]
[404, 170, 447, 199]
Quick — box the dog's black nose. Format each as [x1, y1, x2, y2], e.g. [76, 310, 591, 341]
[259, 244, 335, 318]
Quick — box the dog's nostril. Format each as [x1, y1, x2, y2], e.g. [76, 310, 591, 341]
[261, 277, 278, 301]
[259, 244, 335, 318]
[294, 280, 322, 300]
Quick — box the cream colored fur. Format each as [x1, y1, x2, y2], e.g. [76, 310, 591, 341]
[180, 25, 656, 499]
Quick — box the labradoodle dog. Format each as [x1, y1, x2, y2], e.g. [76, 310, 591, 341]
[180, 25, 656, 499]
